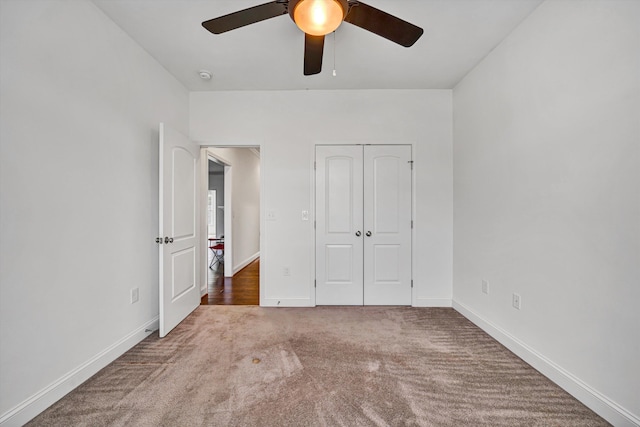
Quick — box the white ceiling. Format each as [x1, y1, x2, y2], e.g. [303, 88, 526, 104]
[91, 0, 543, 91]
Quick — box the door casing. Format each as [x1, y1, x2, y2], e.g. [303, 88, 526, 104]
[198, 145, 264, 302]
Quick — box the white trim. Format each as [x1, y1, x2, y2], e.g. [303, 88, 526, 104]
[200, 148, 209, 295]
[413, 297, 453, 307]
[206, 150, 232, 168]
[259, 145, 266, 306]
[200, 144, 264, 299]
[204, 149, 234, 279]
[200, 149, 234, 288]
[0, 317, 159, 427]
[233, 251, 260, 275]
[453, 301, 640, 427]
[248, 147, 260, 159]
[262, 298, 314, 307]
[222, 164, 233, 277]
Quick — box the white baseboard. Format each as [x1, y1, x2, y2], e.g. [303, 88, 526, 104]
[261, 298, 313, 307]
[233, 251, 259, 275]
[260, 297, 452, 308]
[0, 317, 159, 427]
[413, 297, 452, 307]
[453, 301, 640, 427]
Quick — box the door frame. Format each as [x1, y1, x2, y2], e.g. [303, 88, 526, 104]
[202, 151, 233, 281]
[198, 144, 264, 304]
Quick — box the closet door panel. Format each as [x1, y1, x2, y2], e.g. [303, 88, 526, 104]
[315, 146, 364, 305]
[363, 146, 412, 305]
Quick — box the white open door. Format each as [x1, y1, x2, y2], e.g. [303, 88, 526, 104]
[159, 123, 200, 337]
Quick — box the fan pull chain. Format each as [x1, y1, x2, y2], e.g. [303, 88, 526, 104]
[333, 31, 337, 77]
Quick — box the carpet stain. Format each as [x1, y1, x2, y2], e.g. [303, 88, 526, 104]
[367, 360, 381, 372]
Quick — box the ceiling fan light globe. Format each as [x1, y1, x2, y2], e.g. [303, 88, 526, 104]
[293, 0, 345, 36]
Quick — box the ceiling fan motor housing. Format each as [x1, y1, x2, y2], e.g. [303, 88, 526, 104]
[201, 0, 424, 75]
[289, 0, 350, 35]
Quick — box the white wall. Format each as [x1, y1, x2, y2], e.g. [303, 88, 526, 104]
[0, 1, 189, 425]
[452, 1, 640, 425]
[208, 148, 261, 274]
[191, 90, 453, 307]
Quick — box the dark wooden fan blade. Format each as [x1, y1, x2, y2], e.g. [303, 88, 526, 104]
[202, 1, 288, 34]
[344, 1, 423, 47]
[304, 34, 325, 75]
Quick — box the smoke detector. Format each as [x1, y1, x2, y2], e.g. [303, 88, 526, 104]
[198, 70, 212, 80]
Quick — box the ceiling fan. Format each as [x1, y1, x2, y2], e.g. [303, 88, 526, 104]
[202, 0, 424, 76]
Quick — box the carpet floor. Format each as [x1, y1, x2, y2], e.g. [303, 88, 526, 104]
[27, 306, 608, 426]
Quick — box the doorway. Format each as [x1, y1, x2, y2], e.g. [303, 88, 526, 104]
[206, 158, 225, 282]
[315, 145, 413, 305]
[201, 147, 261, 305]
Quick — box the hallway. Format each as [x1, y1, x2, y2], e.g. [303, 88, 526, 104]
[201, 258, 259, 305]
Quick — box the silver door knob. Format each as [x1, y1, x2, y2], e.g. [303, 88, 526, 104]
[164, 237, 174, 244]
[366, 231, 372, 237]
[355, 231, 361, 237]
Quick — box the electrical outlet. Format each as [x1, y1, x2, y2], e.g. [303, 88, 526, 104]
[512, 293, 521, 310]
[131, 288, 139, 304]
[482, 280, 489, 294]
[301, 210, 309, 221]
[283, 267, 290, 276]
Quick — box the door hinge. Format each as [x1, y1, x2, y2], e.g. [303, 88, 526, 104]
[411, 279, 414, 288]
[411, 220, 414, 229]
[314, 279, 317, 288]
[155, 237, 163, 244]
[314, 220, 316, 229]
[314, 161, 316, 170]
[408, 160, 414, 170]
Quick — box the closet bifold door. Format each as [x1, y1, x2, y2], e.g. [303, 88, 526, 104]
[315, 145, 412, 306]
[315, 145, 364, 305]
[363, 145, 412, 305]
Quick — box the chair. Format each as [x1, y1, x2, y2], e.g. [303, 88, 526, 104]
[209, 236, 224, 269]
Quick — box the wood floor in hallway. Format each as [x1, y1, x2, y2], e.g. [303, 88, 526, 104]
[201, 258, 259, 305]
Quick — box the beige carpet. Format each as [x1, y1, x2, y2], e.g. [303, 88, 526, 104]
[28, 306, 608, 426]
